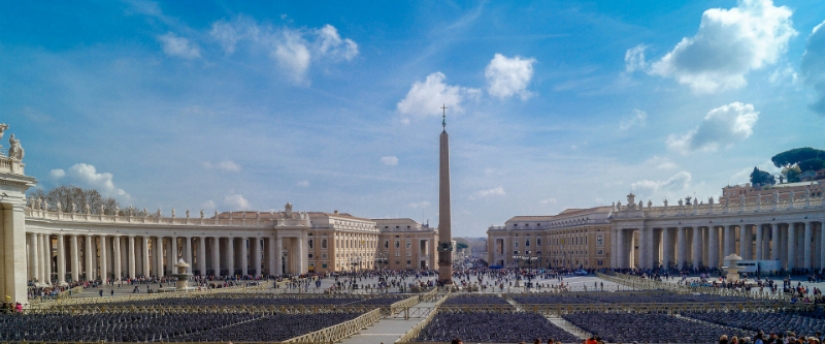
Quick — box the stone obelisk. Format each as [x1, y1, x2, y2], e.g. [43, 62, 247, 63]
[437, 105, 453, 284]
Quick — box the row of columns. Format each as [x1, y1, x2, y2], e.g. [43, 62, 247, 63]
[26, 233, 304, 284]
[614, 221, 825, 272]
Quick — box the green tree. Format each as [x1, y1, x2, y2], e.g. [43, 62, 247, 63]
[771, 147, 825, 168]
[750, 167, 776, 186]
[798, 158, 825, 172]
[781, 165, 802, 183]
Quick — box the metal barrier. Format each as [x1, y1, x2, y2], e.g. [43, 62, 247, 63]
[389, 295, 421, 315]
[283, 308, 383, 343]
[395, 291, 450, 343]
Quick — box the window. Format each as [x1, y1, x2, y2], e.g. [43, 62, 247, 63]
[395, 252, 400, 257]
[596, 235, 603, 246]
[513, 250, 519, 255]
[406, 260, 411, 265]
[525, 239, 530, 247]
[537, 238, 542, 247]
[308, 239, 313, 249]
[597, 249, 603, 256]
[322, 263, 328, 268]
[322, 239, 327, 249]
[406, 240, 411, 248]
[322, 253, 328, 259]
[406, 251, 411, 256]
[514, 241, 518, 248]
[395, 240, 400, 248]
[384, 241, 389, 248]
[308, 253, 314, 259]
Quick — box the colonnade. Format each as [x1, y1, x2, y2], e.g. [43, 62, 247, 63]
[26, 232, 307, 284]
[613, 220, 825, 272]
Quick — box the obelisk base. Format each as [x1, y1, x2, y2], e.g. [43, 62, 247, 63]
[437, 250, 453, 284]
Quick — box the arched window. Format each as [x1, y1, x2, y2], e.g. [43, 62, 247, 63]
[525, 239, 530, 247]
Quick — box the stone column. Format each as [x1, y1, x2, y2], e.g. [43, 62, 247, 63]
[170, 237, 178, 269]
[722, 226, 732, 257]
[142, 236, 150, 277]
[40, 234, 50, 284]
[661, 228, 671, 269]
[693, 227, 702, 268]
[610, 228, 618, 268]
[128, 236, 136, 279]
[155, 236, 164, 278]
[676, 227, 690, 270]
[739, 225, 748, 259]
[211, 237, 221, 276]
[771, 224, 780, 261]
[820, 222, 825, 271]
[99, 235, 107, 281]
[275, 236, 283, 275]
[85, 235, 94, 280]
[196, 237, 205, 276]
[787, 224, 796, 270]
[755, 225, 763, 260]
[804, 222, 813, 271]
[70, 235, 79, 282]
[253, 237, 262, 277]
[113, 236, 122, 280]
[57, 234, 66, 284]
[226, 237, 235, 276]
[182, 237, 191, 273]
[28, 233, 38, 282]
[297, 235, 305, 273]
[268, 237, 277, 276]
[708, 227, 719, 269]
[240, 237, 249, 276]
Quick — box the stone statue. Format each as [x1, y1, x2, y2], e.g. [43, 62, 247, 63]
[617, 201, 622, 209]
[70, 202, 76, 214]
[756, 193, 761, 205]
[663, 199, 668, 207]
[99, 204, 105, 215]
[255, 211, 260, 221]
[171, 208, 176, 218]
[611, 202, 616, 211]
[285, 202, 293, 216]
[739, 194, 745, 208]
[789, 190, 795, 205]
[773, 190, 779, 205]
[8, 134, 24, 160]
[638, 200, 643, 210]
[56, 201, 62, 212]
[185, 209, 190, 218]
[83, 202, 90, 214]
[33, 198, 39, 210]
[200, 209, 204, 219]
[214, 210, 219, 218]
[678, 198, 683, 207]
[647, 200, 652, 209]
[627, 193, 636, 207]
[806, 188, 812, 201]
[0, 123, 8, 152]
[114, 205, 120, 216]
[157, 208, 162, 217]
[708, 197, 714, 205]
[143, 208, 148, 217]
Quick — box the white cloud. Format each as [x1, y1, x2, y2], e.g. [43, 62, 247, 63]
[667, 102, 759, 154]
[619, 109, 647, 130]
[296, 180, 310, 187]
[223, 193, 250, 210]
[641, 0, 796, 93]
[469, 186, 505, 200]
[801, 20, 825, 115]
[66, 163, 129, 199]
[50, 169, 65, 179]
[631, 171, 693, 196]
[380, 156, 399, 166]
[209, 17, 358, 83]
[315, 24, 358, 61]
[485, 53, 536, 100]
[644, 156, 678, 170]
[769, 64, 798, 85]
[539, 198, 557, 205]
[396, 72, 480, 121]
[409, 201, 430, 209]
[157, 32, 201, 59]
[624, 44, 647, 72]
[203, 160, 241, 172]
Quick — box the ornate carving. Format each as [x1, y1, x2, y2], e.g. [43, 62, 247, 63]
[200, 209, 204, 219]
[171, 208, 176, 218]
[626, 193, 636, 208]
[70, 202, 76, 214]
[8, 134, 23, 160]
[56, 201, 62, 212]
[678, 199, 683, 207]
[773, 190, 779, 205]
[647, 200, 652, 209]
[663, 199, 668, 207]
[185, 209, 190, 218]
[83, 202, 90, 215]
[285, 202, 293, 216]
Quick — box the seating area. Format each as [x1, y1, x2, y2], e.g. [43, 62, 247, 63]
[356, 296, 408, 306]
[105, 296, 363, 307]
[0, 312, 362, 342]
[417, 312, 580, 343]
[442, 295, 512, 306]
[511, 294, 604, 305]
[562, 312, 749, 344]
[582, 292, 755, 304]
[683, 310, 825, 339]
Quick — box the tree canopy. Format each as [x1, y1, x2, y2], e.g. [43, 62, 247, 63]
[28, 185, 131, 215]
[750, 167, 776, 186]
[771, 147, 825, 169]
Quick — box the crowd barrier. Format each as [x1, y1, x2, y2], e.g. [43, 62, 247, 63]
[284, 308, 383, 343]
[395, 290, 450, 343]
[596, 272, 794, 302]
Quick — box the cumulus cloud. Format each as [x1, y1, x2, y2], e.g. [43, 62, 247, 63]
[667, 102, 759, 154]
[619, 109, 647, 130]
[644, 156, 678, 170]
[66, 163, 129, 199]
[801, 20, 825, 115]
[625, 44, 648, 72]
[396, 72, 480, 122]
[50, 169, 65, 179]
[224, 193, 250, 210]
[469, 186, 505, 200]
[485, 53, 536, 100]
[409, 201, 430, 209]
[157, 32, 201, 59]
[380, 156, 399, 166]
[296, 180, 310, 187]
[631, 171, 693, 196]
[634, 0, 796, 93]
[201, 200, 217, 210]
[203, 160, 241, 172]
[209, 17, 358, 82]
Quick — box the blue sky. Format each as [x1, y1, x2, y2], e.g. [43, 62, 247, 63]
[2, 0, 825, 236]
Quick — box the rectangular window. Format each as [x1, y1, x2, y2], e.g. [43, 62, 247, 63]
[597, 235, 604, 246]
[406, 240, 411, 249]
[395, 252, 400, 257]
[406, 251, 411, 256]
[513, 250, 519, 255]
[597, 249, 604, 256]
[514, 242, 518, 248]
[406, 260, 411, 265]
[308, 253, 314, 259]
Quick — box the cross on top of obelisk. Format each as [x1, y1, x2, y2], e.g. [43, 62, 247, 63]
[441, 104, 447, 130]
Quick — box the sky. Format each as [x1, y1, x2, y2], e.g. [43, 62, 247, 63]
[2, 0, 825, 237]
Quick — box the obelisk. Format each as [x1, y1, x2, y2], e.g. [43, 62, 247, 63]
[437, 104, 453, 284]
